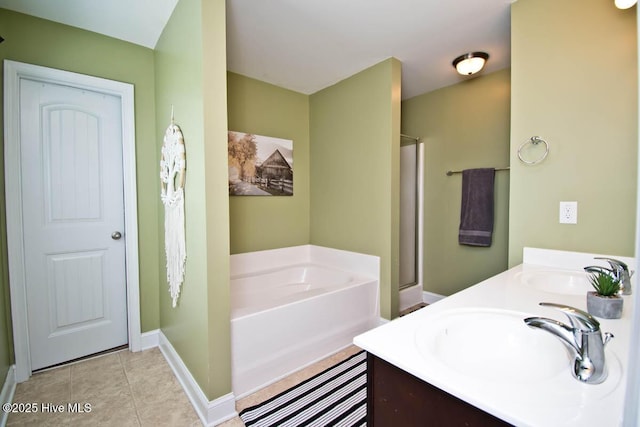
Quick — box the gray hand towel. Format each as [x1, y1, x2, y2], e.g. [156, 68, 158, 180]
[458, 168, 495, 247]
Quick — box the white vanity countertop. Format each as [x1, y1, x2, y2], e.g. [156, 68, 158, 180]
[354, 248, 635, 427]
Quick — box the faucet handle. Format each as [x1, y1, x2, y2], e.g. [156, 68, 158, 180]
[584, 265, 614, 277]
[539, 302, 600, 332]
[594, 257, 629, 273]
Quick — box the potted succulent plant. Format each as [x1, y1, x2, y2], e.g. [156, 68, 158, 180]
[586, 272, 623, 319]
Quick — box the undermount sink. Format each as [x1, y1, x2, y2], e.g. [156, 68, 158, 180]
[415, 308, 569, 383]
[414, 307, 623, 406]
[517, 270, 591, 295]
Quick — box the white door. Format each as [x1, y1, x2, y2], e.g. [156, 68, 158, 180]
[19, 78, 128, 370]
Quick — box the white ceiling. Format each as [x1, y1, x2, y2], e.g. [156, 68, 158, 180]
[227, 0, 512, 99]
[0, 0, 179, 49]
[0, 0, 513, 100]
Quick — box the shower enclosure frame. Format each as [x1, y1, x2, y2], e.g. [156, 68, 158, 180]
[399, 134, 423, 292]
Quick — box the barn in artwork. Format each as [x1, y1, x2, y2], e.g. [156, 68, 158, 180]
[258, 149, 292, 181]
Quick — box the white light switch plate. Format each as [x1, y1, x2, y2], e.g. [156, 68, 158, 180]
[559, 201, 578, 224]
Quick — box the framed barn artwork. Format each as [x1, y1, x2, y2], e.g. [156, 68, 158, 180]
[228, 131, 293, 196]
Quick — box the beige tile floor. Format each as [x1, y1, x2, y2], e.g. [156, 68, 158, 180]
[7, 304, 427, 427]
[5, 345, 364, 427]
[7, 348, 201, 426]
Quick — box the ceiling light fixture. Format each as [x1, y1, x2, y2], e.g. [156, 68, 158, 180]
[452, 52, 489, 76]
[614, 0, 637, 9]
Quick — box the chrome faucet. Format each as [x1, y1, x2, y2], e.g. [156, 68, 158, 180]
[583, 265, 614, 277]
[524, 302, 614, 384]
[584, 257, 634, 295]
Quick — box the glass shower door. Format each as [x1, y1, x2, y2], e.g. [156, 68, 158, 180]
[399, 139, 421, 289]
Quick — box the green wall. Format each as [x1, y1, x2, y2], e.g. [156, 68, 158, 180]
[510, 0, 638, 266]
[402, 69, 511, 296]
[202, 0, 233, 401]
[227, 72, 310, 254]
[310, 58, 401, 320]
[0, 9, 160, 382]
[155, 0, 231, 400]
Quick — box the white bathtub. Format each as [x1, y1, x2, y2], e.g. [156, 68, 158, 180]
[230, 245, 379, 398]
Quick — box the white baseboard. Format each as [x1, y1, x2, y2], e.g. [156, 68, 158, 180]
[140, 329, 160, 351]
[423, 291, 445, 304]
[399, 285, 446, 312]
[158, 331, 237, 426]
[0, 365, 16, 426]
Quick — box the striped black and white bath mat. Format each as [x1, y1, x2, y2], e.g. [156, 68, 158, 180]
[239, 350, 367, 427]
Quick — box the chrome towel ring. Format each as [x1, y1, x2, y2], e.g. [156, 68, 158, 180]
[517, 136, 549, 165]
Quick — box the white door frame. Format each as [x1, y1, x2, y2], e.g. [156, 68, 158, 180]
[3, 60, 141, 382]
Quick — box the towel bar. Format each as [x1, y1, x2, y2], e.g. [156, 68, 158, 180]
[446, 167, 510, 176]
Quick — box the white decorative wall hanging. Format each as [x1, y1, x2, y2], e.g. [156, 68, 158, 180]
[160, 108, 186, 307]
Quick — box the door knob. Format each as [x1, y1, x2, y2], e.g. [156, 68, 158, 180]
[111, 231, 122, 240]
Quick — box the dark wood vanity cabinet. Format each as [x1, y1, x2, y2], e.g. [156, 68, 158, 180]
[366, 352, 512, 427]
